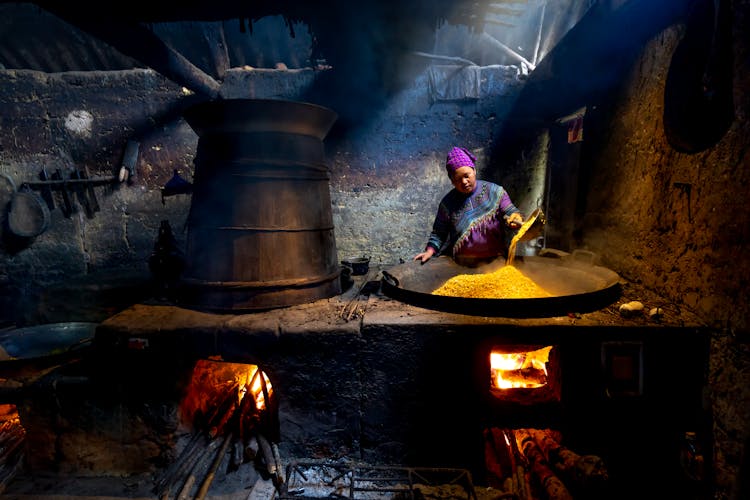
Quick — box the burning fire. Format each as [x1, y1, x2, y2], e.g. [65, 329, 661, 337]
[246, 366, 273, 411]
[490, 346, 553, 389]
[180, 359, 273, 433]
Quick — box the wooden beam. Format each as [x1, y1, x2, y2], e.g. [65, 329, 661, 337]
[202, 22, 230, 80]
[36, 7, 221, 98]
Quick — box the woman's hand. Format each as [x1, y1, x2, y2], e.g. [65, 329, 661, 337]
[505, 212, 523, 229]
[414, 247, 436, 263]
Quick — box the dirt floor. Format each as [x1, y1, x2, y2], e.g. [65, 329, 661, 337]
[0, 465, 260, 499]
[0, 449, 514, 500]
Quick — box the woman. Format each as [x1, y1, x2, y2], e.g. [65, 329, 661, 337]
[414, 146, 523, 266]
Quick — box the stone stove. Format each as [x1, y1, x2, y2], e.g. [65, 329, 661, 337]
[9, 272, 712, 498]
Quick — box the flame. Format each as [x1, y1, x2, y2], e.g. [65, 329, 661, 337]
[180, 359, 273, 430]
[490, 346, 553, 389]
[247, 366, 273, 411]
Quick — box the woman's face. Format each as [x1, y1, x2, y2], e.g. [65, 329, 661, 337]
[451, 166, 476, 194]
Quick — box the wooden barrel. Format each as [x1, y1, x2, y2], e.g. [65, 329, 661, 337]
[180, 99, 340, 311]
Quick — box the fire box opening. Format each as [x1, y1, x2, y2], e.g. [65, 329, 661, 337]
[489, 345, 561, 404]
[0, 403, 25, 474]
[490, 345, 552, 389]
[179, 358, 277, 440]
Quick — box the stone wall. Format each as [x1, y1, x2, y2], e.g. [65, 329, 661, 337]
[0, 65, 527, 325]
[577, 15, 750, 500]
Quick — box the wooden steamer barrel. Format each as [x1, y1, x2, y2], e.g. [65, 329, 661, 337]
[180, 99, 340, 311]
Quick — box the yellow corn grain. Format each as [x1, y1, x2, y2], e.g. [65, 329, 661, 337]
[432, 265, 550, 299]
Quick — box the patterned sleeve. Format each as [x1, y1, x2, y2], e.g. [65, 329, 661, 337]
[426, 202, 451, 253]
[498, 189, 521, 218]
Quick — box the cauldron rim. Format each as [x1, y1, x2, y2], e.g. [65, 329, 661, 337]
[184, 98, 338, 140]
[381, 253, 622, 318]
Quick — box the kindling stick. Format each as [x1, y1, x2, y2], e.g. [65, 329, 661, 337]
[195, 433, 233, 500]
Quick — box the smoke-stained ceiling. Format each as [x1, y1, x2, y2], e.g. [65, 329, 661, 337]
[0, 1, 593, 94]
[0, 0, 703, 142]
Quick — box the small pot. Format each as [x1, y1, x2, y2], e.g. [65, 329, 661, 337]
[341, 256, 370, 276]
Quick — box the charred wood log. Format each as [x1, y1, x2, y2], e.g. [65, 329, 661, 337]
[155, 433, 208, 499]
[205, 381, 241, 438]
[504, 429, 533, 500]
[176, 435, 223, 500]
[530, 428, 609, 492]
[516, 429, 572, 500]
[0, 421, 24, 495]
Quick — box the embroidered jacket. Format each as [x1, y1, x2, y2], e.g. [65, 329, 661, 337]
[426, 180, 520, 260]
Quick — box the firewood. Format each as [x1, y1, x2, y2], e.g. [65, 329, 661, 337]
[530, 429, 608, 490]
[272, 442, 285, 488]
[154, 432, 204, 494]
[203, 381, 239, 421]
[0, 451, 23, 494]
[518, 465, 533, 500]
[175, 474, 195, 500]
[501, 429, 519, 496]
[0, 430, 24, 466]
[516, 428, 572, 500]
[483, 428, 507, 488]
[228, 438, 244, 473]
[195, 432, 233, 500]
[530, 429, 576, 469]
[178, 436, 224, 499]
[504, 429, 535, 500]
[257, 433, 278, 480]
[206, 382, 241, 438]
[163, 435, 223, 500]
[493, 428, 533, 500]
[0, 422, 24, 450]
[154, 433, 208, 497]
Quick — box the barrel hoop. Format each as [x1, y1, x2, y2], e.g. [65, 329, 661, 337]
[196, 132, 325, 162]
[196, 157, 330, 172]
[189, 225, 335, 232]
[181, 269, 340, 290]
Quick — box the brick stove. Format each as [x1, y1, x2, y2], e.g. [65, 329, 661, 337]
[8, 273, 712, 499]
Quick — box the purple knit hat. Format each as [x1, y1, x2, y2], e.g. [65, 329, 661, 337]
[445, 147, 476, 176]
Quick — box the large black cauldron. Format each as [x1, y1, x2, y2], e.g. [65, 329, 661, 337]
[381, 251, 621, 318]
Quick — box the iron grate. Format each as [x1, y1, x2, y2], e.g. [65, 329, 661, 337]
[278, 460, 478, 499]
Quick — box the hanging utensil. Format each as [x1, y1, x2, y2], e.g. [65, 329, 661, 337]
[52, 169, 74, 217]
[37, 167, 55, 211]
[7, 182, 50, 239]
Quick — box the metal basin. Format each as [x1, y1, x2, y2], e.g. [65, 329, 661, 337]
[381, 252, 621, 317]
[0, 322, 97, 380]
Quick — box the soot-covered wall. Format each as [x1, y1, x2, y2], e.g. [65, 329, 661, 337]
[0, 64, 532, 325]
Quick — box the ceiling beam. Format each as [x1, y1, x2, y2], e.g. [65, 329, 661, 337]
[34, 5, 221, 98]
